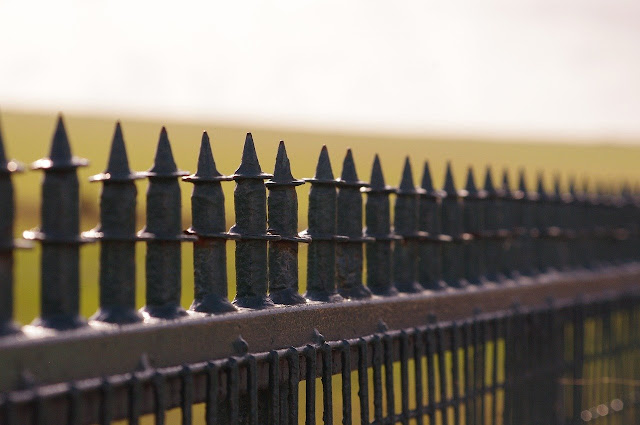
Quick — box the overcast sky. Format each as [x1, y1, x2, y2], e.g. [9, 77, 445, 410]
[1, 1, 639, 142]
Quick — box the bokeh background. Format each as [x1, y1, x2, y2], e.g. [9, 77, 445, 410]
[1, 1, 640, 423]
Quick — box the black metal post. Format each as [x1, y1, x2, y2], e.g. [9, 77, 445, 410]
[301, 146, 343, 302]
[500, 170, 516, 282]
[462, 167, 486, 286]
[266, 141, 309, 305]
[229, 133, 278, 309]
[440, 162, 469, 289]
[138, 127, 191, 319]
[335, 149, 372, 299]
[393, 157, 426, 293]
[418, 161, 447, 291]
[84, 123, 143, 324]
[363, 155, 399, 296]
[482, 166, 505, 284]
[0, 120, 28, 335]
[24, 116, 92, 330]
[183, 132, 238, 313]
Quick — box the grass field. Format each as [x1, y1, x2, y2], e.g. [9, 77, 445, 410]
[1, 110, 638, 424]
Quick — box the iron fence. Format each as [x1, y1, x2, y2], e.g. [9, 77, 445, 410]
[1, 116, 640, 424]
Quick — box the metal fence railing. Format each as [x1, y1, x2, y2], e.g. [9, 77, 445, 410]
[1, 116, 640, 424]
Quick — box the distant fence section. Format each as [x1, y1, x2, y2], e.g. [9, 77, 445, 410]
[1, 116, 640, 424]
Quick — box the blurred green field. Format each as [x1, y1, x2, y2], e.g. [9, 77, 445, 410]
[2, 110, 638, 424]
[4, 109, 640, 326]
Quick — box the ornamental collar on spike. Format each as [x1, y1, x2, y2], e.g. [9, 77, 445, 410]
[90, 123, 144, 182]
[232, 133, 272, 180]
[184, 132, 232, 183]
[266, 140, 304, 187]
[0, 119, 23, 174]
[362, 154, 395, 193]
[336, 149, 368, 187]
[142, 127, 189, 178]
[463, 167, 486, 199]
[304, 145, 338, 185]
[420, 161, 444, 198]
[397, 157, 424, 195]
[32, 115, 89, 170]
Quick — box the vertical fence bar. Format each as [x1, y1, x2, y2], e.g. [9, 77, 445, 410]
[440, 162, 468, 289]
[462, 167, 487, 287]
[24, 116, 92, 330]
[0, 119, 28, 335]
[516, 170, 537, 278]
[364, 155, 399, 296]
[302, 146, 343, 302]
[393, 157, 426, 293]
[418, 161, 447, 291]
[230, 134, 278, 309]
[482, 167, 503, 285]
[500, 170, 516, 282]
[184, 132, 238, 313]
[138, 128, 191, 319]
[266, 141, 309, 305]
[335, 149, 372, 299]
[85, 123, 143, 324]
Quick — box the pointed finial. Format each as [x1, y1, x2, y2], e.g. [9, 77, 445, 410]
[465, 166, 478, 193]
[553, 174, 562, 197]
[517, 169, 527, 193]
[366, 154, 395, 193]
[442, 161, 456, 194]
[484, 166, 497, 196]
[233, 133, 271, 179]
[421, 161, 435, 193]
[398, 156, 418, 194]
[266, 141, 303, 186]
[337, 148, 367, 187]
[568, 176, 577, 196]
[305, 145, 336, 183]
[50, 115, 72, 163]
[90, 122, 141, 182]
[184, 132, 231, 182]
[145, 127, 187, 177]
[501, 169, 511, 194]
[33, 115, 88, 170]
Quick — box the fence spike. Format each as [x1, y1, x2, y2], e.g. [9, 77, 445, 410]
[230, 133, 276, 309]
[363, 154, 398, 296]
[0, 119, 28, 336]
[301, 145, 343, 302]
[481, 166, 505, 283]
[500, 169, 516, 281]
[335, 149, 372, 299]
[266, 141, 308, 305]
[138, 127, 190, 320]
[183, 132, 237, 314]
[393, 157, 425, 293]
[24, 115, 92, 330]
[462, 166, 486, 285]
[440, 162, 467, 289]
[84, 122, 143, 324]
[418, 160, 446, 291]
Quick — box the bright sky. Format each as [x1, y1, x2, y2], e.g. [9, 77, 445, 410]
[1, 1, 639, 142]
